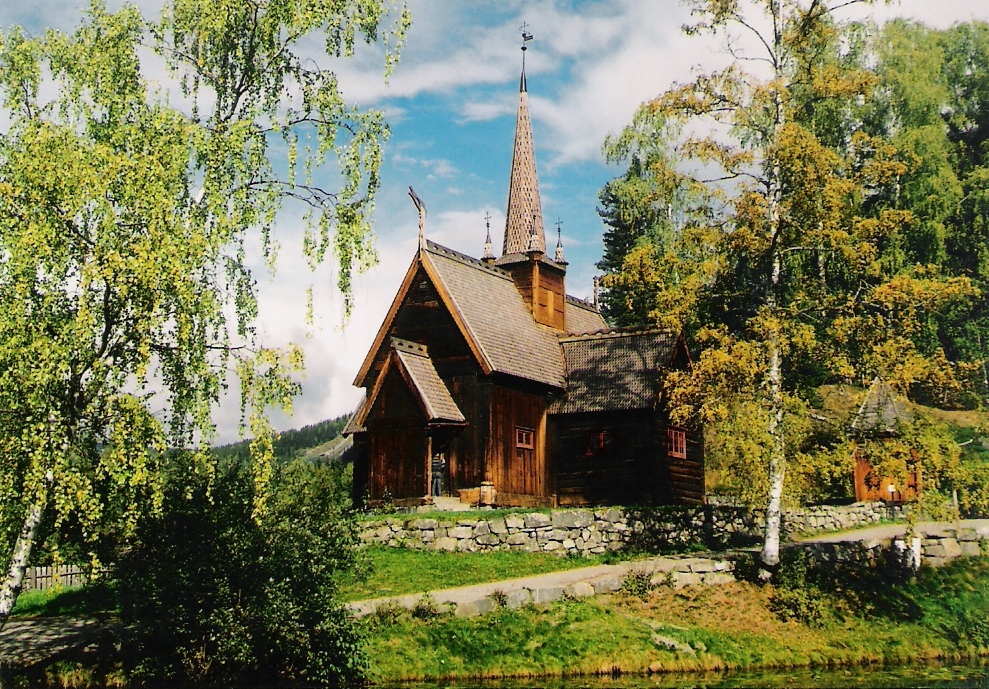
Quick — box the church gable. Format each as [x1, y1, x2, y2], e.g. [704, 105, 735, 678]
[355, 255, 481, 389]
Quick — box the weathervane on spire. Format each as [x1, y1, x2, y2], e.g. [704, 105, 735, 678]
[521, 22, 533, 46]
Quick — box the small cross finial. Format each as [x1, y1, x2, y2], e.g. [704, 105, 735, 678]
[554, 219, 565, 263]
[482, 211, 494, 261]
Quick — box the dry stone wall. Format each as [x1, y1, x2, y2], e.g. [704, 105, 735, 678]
[793, 524, 989, 570]
[358, 502, 903, 556]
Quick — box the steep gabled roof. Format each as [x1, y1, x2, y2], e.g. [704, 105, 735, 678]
[424, 243, 566, 388]
[565, 295, 608, 335]
[354, 241, 566, 390]
[852, 377, 912, 436]
[549, 329, 681, 414]
[354, 339, 465, 430]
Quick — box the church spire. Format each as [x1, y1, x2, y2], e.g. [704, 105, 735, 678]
[502, 31, 545, 256]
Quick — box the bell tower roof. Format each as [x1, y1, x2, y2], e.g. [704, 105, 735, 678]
[502, 41, 545, 257]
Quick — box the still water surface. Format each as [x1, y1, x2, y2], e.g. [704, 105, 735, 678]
[383, 661, 989, 689]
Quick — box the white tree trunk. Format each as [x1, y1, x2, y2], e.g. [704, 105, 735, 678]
[760, 332, 786, 579]
[0, 476, 51, 623]
[759, 0, 787, 581]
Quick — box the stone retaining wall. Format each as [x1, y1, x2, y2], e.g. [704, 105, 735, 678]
[794, 524, 989, 571]
[359, 502, 903, 556]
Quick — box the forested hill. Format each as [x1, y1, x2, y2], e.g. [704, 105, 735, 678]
[212, 414, 352, 465]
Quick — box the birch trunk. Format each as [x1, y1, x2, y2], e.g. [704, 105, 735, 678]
[0, 473, 51, 624]
[759, 0, 787, 580]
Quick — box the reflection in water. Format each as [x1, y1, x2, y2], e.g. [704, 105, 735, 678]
[382, 661, 989, 689]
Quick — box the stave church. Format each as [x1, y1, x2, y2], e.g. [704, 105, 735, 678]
[343, 45, 703, 508]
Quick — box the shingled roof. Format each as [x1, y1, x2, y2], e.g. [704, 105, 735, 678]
[851, 378, 912, 436]
[549, 329, 681, 414]
[341, 394, 367, 436]
[422, 242, 567, 388]
[565, 295, 608, 335]
[391, 339, 465, 423]
[353, 339, 466, 431]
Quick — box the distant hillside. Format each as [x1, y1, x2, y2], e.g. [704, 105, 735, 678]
[212, 413, 352, 466]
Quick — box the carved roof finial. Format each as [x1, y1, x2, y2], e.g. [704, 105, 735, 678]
[409, 186, 426, 250]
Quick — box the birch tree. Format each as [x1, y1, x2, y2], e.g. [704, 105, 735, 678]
[609, 0, 978, 578]
[0, 0, 408, 620]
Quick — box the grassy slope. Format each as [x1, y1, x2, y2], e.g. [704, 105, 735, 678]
[339, 547, 606, 602]
[363, 557, 989, 682]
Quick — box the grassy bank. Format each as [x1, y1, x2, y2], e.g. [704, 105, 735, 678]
[339, 547, 607, 601]
[362, 556, 989, 682]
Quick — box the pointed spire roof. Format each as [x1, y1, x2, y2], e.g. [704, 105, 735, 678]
[502, 46, 545, 257]
[482, 211, 494, 261]
[554, 220, 566, 264]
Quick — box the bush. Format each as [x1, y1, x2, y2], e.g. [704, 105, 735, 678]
[116, 456, 365, 685]
[620, 570, 653, 598]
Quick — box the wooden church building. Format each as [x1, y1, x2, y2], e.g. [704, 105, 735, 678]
[343, 50, 703, 508]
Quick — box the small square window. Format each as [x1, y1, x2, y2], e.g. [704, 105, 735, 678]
[584, 430, 612, 456]
[516, 427, 534, 449]
[667, 428, 687, 459]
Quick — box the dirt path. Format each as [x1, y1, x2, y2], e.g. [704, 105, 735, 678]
[0, 616, 115, 669]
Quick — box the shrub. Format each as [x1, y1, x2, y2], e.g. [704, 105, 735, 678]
[411, 594, 442, 620]
[621, 570, 653, 598]
[116, 457, 365, 685]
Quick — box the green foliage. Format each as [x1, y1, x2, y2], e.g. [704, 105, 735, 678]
[115, 457, 364, 685]
[597, 6, 988, 547]
[620, 570, 653, 598]
[10, 580, 116, 618]
[210, 414, 351, 468]
[363, 557, 989, 682]
[410, 593, 443, 620]
[0, 0, 406, 617]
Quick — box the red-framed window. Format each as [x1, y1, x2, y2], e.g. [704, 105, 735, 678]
[667, 427, 687, 459]
[516, 427, 535, 449]
[584, 430, 612, 456]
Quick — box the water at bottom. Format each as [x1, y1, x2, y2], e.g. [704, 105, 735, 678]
[382, 660, 989, 689]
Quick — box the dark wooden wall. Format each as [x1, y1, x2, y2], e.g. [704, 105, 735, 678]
[435, 375, 487, 496]
[549, 410, 705, 506]
[660, 422, 705, 505]
[363, 267, 478, 386]
[365, 367, 427, 501]
[487, 385, 549, 501]
[550, 410, 656, 505]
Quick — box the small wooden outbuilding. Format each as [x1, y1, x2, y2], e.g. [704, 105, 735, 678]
[851, 378, 920, 504]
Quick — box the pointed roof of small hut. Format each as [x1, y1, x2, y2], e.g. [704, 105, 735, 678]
[851, 377, 912, 436]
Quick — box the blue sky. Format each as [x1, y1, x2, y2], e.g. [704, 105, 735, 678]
[3, 0, 989, 441]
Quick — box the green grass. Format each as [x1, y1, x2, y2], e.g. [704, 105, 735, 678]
[11, 582, 117, 618]
[339, 546, 605, 601]
[363, 557, 989, 682]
